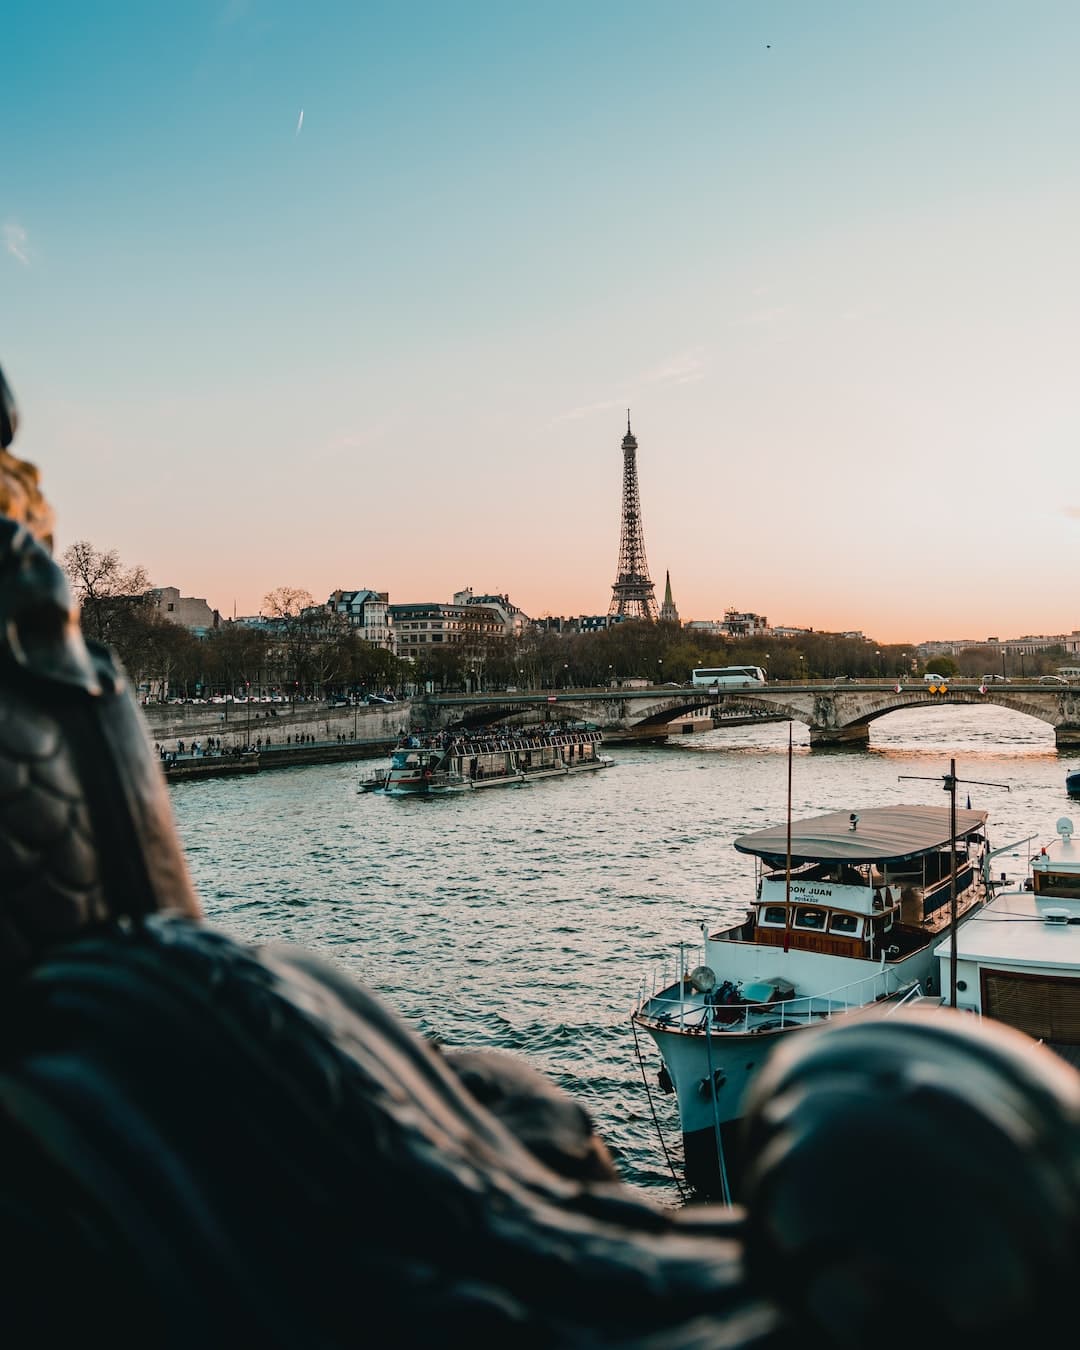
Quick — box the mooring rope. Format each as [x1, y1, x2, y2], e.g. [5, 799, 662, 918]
[630, 1014, 686, 1202]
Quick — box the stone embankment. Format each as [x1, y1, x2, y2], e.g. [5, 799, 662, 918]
[143, 701, 407, 781]
[142, 700, 407, 752]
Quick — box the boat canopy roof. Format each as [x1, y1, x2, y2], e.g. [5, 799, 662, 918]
[734, 804, 989, 868]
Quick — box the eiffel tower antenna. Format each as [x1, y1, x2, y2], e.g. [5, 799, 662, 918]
[608, 411, 658, 621]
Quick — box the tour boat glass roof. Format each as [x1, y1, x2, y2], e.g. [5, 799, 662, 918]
[733, 804, 989, 868]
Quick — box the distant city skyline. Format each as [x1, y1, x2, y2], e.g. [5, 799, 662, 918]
[4, 2, 1078, 644]
[172, 570, 1079, 656]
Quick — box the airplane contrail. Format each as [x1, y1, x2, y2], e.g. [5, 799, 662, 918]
[295, 108, 304, 136]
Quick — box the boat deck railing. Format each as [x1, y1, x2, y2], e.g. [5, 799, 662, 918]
[635, 963, 917, 1035]
[398, 728, 603, 757]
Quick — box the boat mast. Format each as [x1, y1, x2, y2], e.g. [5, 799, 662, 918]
[899, 762, 1010, 1006]
[945, 758, 958, 1008]
[783, 722, 793, 953]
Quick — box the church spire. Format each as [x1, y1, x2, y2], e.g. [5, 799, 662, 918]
[659, 569, 680, 625]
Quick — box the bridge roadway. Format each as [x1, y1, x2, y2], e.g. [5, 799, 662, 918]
[419, 679, 1080, 749]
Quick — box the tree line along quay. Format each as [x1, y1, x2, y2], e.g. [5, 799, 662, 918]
[62, 542, 1077, 705]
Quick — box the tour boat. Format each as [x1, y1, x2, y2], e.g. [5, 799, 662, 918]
[370, 725, 612, 795]
[933, 815, 1080, 1062]
[632, 802, 991, 1201]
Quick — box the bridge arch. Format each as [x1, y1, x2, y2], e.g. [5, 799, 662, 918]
[719, 687, 1080, 748]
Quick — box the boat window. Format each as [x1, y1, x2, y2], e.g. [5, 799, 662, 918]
[1034, 872, 1080, 899]
[760, 905, 788, 926]
[794, 906, 827, 930]
[829, 913, 861, 935]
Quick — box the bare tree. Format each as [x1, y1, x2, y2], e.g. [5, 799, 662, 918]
[62, 540, 152, 642]
[60, 539, 161, 683]
[262, 586, 329, 696]
[262, 587, 315, 620]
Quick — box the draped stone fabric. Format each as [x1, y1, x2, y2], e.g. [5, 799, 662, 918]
[0, 916, 785, 1349]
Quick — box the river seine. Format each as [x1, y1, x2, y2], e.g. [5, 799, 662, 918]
[168, 706, 1078, 1204]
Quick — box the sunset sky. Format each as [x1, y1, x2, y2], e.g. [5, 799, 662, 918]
[4, 1, 1078, 644]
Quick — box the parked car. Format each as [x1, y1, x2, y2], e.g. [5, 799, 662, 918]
[1039, 675, 1068, 685]
[981, 674, 1010, 684]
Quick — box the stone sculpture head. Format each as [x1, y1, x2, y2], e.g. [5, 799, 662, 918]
[0, 363, 199, 977]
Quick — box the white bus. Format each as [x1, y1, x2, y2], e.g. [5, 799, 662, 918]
[691, 665, 767, 688]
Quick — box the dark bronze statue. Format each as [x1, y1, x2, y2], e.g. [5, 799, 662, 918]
[2, 361, 1080, 1348]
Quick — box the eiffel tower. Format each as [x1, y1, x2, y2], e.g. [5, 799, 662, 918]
[608, 412, 658, 621]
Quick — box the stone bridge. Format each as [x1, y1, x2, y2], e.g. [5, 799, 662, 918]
[419, 681, 1080, 749]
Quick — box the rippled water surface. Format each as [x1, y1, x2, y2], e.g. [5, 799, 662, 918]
[170, 707, 1078, 1202]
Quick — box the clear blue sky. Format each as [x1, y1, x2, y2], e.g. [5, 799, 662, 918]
[4, 1, 1078, 640]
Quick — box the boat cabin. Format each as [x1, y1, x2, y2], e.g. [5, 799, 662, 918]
[1031, 820, 1080, 900]
[936, 818, 1080, 1054]
[730, 805, 989, 961]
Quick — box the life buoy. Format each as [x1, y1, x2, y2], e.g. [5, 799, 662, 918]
[422, 768, 433, 781]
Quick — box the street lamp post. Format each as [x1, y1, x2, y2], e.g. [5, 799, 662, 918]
[876, 649, 882, 680]
[657, 658, 663, 684]
[563, 663, 569, 689]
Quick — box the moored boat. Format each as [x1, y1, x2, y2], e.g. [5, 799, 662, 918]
[375, 725, 612, 795]
[934, 815, 1080, 1063]
[632, 802, 991, 1201]
[1066, 768, 1080, 798]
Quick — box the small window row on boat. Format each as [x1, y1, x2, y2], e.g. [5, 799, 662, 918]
[759, 904, 864, 936]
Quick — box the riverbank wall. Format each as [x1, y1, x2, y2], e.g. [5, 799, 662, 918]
[162, 740, 395, 782]
[143, 701, 406, 754]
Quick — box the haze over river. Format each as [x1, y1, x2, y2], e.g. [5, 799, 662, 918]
[169, 707, 1079, 1204]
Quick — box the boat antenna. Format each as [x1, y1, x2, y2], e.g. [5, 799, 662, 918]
[783, 722, 794, 953]
[898, 761, 1009, 1008]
